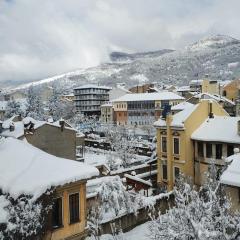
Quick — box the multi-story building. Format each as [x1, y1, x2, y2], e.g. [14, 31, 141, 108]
[113, 92, 184, 126]
[223, 79, 240, 102]
[100, 102, 114, 124]
[74, 84, 111, 115]
[154, 100, 228, 192]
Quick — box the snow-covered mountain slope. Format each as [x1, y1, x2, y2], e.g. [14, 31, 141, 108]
[8, 34, 240, 92]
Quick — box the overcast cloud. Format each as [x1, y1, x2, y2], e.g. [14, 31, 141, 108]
[0, 0, 240, 83]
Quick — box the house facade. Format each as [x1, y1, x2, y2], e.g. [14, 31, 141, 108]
[113, 92, 184, 126]
[100, 102, 114, 124]
[1, 116, 80, 160]
[74, 85, 111, 115]
[0, 137, 99, 240]
[154, 100, 228, 192]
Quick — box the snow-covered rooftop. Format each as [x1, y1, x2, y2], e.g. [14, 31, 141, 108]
[171, 101, 194, 111]
[176, 85, 191, 92]
[0, 138, 99, 200]
[74, 84, 112, 90]
[1, 117, 76, 139]
[101, 102, 113, 107]
[191, 116, 240, 143]
[221, 153, 240, 187]
[192, 93, 235, 105]
[154, 103, 198, 128]
[113, 92, 184, 102]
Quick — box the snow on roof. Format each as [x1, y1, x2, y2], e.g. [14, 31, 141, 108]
[189, 79, 204, 85]
[0, 138, 99, 200]
[74, 84, 112, 90]
[191, 116, 240, 143]
[125, 174, 152, 187]
[113, 92, 184, 102]
[221, 153, 240, 187]
[176, 85, 191, 92]
[101, 102, 113, 107]
[171, 101, 194, 111]
[1, 117, 76, 139]
[192, 93, 235, 105]
[154, 103, 198, 128]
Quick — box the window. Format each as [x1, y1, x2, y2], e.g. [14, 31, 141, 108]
[206, 143, 212, 158]
[69, 193, 80, 224]
[161, 136, 167, 153]
[174, 167, 180, 181]
[198, 142, 204, 157]
[216, 144, 222, 159]
[52, 197, 63, 228]
[162, 165, 167, 180]
[227, 145, 234, 157]
[173, 137, 180, 155]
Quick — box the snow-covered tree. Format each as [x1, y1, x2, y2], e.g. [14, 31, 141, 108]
[25, 86, 44, 120]
[105, 126, 137, 169]
[148, 165, 240, 240]
[4, 99, 23, 119]
[0, 192, 53, 240]
[88, 176, 141, 239]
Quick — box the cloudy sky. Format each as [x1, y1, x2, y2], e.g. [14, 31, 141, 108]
[0, 0, 240, 83]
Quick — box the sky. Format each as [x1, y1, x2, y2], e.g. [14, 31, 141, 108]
[0, 0, 240, 83]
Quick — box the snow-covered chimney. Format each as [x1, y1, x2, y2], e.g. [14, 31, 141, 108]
[208, 101, 214, 118]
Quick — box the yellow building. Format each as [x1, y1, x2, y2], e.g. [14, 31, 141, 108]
[223, 79, 240, 102]
[189, 79, 219, 95]
[154, 100, 228, 191]
[0, 137, 99, 240]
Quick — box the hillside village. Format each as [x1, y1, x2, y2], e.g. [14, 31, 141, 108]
[1, 77, 240, 239]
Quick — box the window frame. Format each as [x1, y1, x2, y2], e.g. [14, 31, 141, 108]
[198, 141, 204, 157]
[206, 143, 212, 158]
[69, 192, 80, 225]
[216, 144, 223, 160]
[173, 137, 180, 155]
[161, 136, 167, 153]
[173, 166, 180, 182]
[52, 196, 63, 229]
[162, 164, 168, 181]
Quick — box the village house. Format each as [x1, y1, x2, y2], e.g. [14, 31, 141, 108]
[0, 116, 82, 160]
[223, 79, 240, 102]
[113, 92, 185, 126]
[187, 92, 235, 116]
[221, 151, 240, 211]
[191, 116, 240, 185]
[154, 100, 228, 192]
[0, 137, 99, 239]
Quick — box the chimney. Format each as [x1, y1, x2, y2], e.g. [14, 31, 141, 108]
[9, 122, 15, 132]
[0, 121, 2, 134]
[59, 118, 65, 132]
[209, 101, 214, 118]
[238, 120, 240, 135]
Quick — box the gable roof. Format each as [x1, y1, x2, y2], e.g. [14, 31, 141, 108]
[154, 103, 198, 128]
[0, 137, 99, 200]
[171, 101, 194, 111]
[191, 116, 240, 143]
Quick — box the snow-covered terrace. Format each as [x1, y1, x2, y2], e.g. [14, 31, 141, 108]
[0, 138, 99, 200]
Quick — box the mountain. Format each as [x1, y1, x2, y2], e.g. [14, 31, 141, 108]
[7, 34, 240, 92]
[110, 49, 174, 62]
